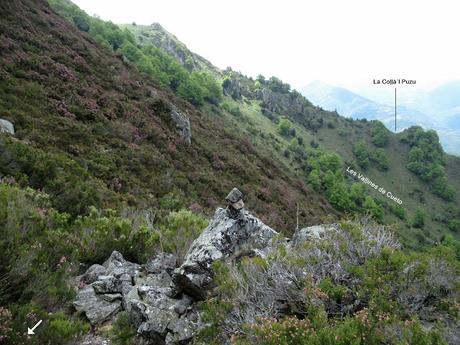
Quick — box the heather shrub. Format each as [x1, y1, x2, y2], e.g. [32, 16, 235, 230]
[199, 220, 459, 344]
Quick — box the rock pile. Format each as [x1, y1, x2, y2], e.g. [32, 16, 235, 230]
[73, 188, 278, 344]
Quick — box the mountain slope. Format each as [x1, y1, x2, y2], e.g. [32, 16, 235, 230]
[300, 81, 435, 129]
[0, 0, 335, 231]
[301, 81, 460, 155]
[119, 22, 222, 76]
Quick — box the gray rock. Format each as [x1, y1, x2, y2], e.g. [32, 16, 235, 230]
[103, 250, 141, 278]
[225, 187, 243, 204]
[101, 293, 123, 302]
[92, 275, 121, 294]
[81, 264, 107, 284]
[170, 108, 191, 145]
[291, 224, 338, 246]
[173, 207, 278, 300]
[75, 334, 112, 345]
[0, 119, 14, 135]
[165, 311, 201, 344]
[131, 297, 178, 337]
[145, 253, 177, 274]
[173, 295, 192, 315]
[135, 271, 175, 297]
[73, 287, 121, 325]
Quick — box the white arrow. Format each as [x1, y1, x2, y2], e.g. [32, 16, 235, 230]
[27, 320, 43, 335]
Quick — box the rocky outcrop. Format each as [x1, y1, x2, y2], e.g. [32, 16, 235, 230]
[173, 188, 279, 300]
[170, 107, 191, 145]
[0, 119, 14, 135]
[73, 188, 279, 343]
[74, 250, 200, 344]
[259, 87, 309, 115]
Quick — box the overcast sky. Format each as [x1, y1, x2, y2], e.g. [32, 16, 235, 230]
[72, 0, 459, 93]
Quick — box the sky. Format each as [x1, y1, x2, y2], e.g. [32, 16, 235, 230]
[72, 0, 460, 94]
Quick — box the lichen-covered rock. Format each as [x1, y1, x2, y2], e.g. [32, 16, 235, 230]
[81, 264, 107, 284]
[165, 310, 202, 345]
[0, 119, 14, 135]
[173, 207, 279, 300]
[73, 287, 122, 325]
[170, 108, 191, 145]
[144, 253, 177, 274]
[291, 224, 339, 245]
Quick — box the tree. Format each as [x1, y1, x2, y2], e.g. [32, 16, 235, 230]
[308, 169, 322, 191]
[328, 182, 353, 211]
[412, 209, 426, 228]
[277, 118, 292, 137]
[363, 196, 384, 221]
[371, 121, 389, 147]
[350, 183, 366, 207]
[352, 140, 370, 169]
[121, 41, 142, 62]
[371, 148, 389, 171]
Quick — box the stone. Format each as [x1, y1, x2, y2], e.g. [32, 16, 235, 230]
[291, 224, 338, 246]
[92, 276, 121, 294]
[131, 298, 178, 337]
[75, 334, 111, 345]
[0, 119, 14, 135]
[145, 253, 177, 274]
[73, 287, 121, 325]
[225, 187, 243, 204]
[173, 295, 193, 315]
[81, 264, 107, 284]
[165, 311, 201, 344]
[173, 207, 278, 300]
[101, 293, 123, 302]
[135, 271, 175, 297]
[231, 199, 244, 211]
[170, 107, 191, 145]
[103, 250, 141, 278]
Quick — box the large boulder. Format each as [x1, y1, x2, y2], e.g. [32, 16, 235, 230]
[173, 201, 279, 300]
[170, 107, 191, 145]
[0, 119, 14, 135]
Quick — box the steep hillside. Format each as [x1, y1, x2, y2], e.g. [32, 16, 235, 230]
[0, 0, 335, 231]
[119, 22, 221, 76]
[84, 7, 460, 247]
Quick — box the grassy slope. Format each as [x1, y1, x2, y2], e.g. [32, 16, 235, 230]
[0, 0, 337, 232]
[124, 23, 460, 245]
[214, 93, 460, 246]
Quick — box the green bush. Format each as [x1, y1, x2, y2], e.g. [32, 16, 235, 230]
[370, 148, 389, 171]
[277, 118, 293, 137]
[157, 209, 208, 262]
[371, 121, 389, 147]
[352, 140, 370, 169]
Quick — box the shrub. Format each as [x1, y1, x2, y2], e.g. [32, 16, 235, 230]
[412, 208, 426, 229]
[157, 209, 208, 263]
[371, 121, 389, 147]
[370, 148, 389, 171]
[277, 118, 293, 137]
[352, 140, 370, 169]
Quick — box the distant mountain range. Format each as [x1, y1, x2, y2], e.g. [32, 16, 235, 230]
[300, 81, 460, 156]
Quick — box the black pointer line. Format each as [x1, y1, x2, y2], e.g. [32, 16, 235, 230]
[394, 87, 397, 132]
